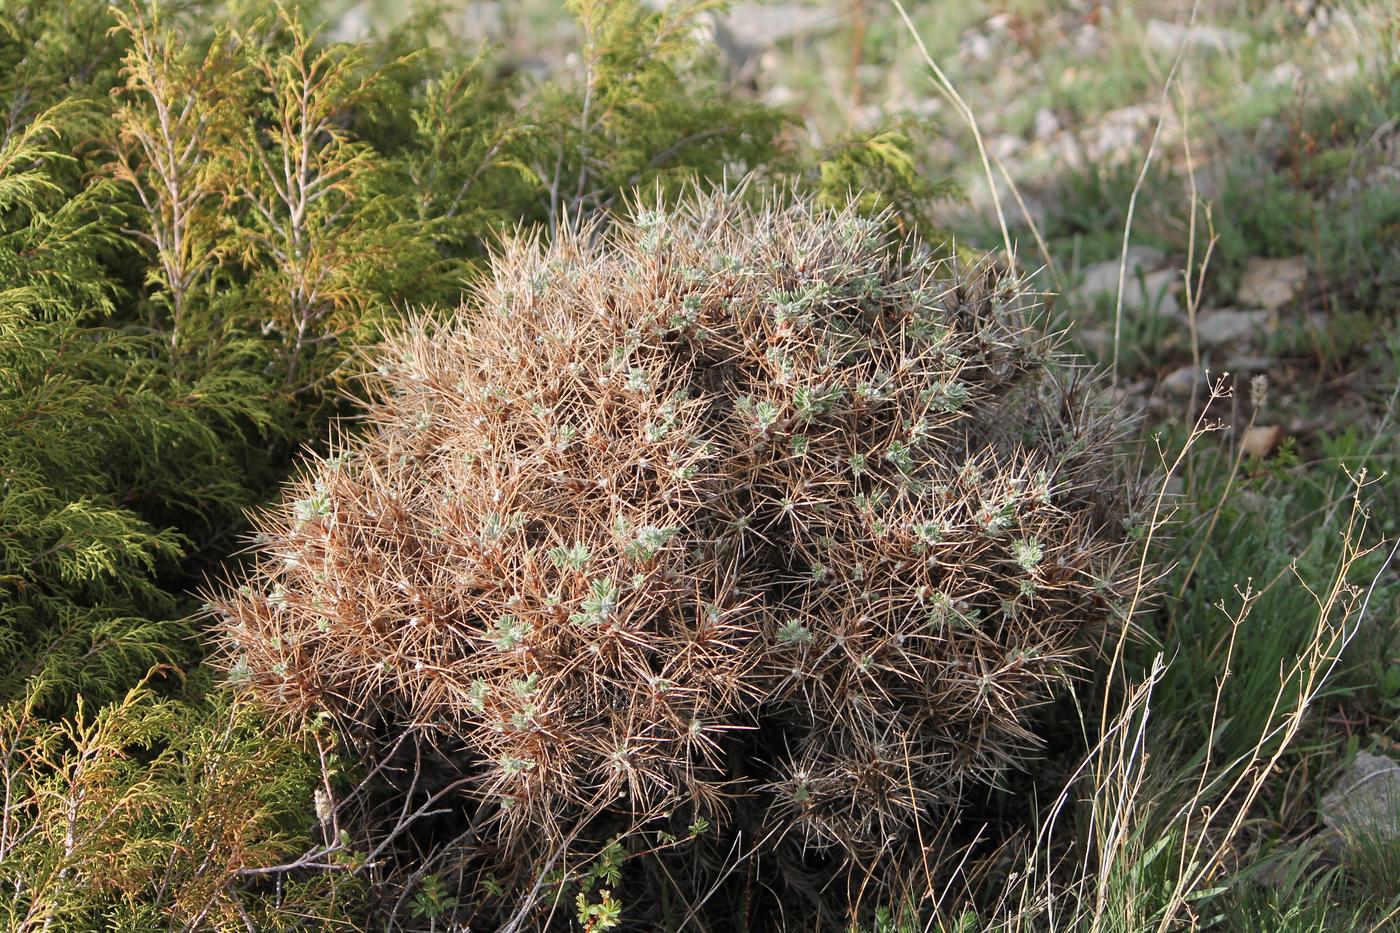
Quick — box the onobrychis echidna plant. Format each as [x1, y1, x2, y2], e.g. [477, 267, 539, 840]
[213, 189, 1141, 924]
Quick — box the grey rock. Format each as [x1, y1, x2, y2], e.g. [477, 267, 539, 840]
[452, 1, 503, 39]
[704, 3, 841, 79]
[326, 1, 372, 43]
[1237, 256, 1307, 310]
[1325, 61, 1361, 83]
[1144, 19, 1249, 55]
[1223, 354, 1274, 374]
[1033, 107, 1062, 142]
[907, 96, 943, 119]
[713, 3, 841, 49]
[1077, 247, 1168, 295]
[1161, 365, 1203, 396]
[989, 134, 1025, 162]
[1074, 23, 1102, 56]
[1087, 104, 1157, 161]
[1049, 132, 1086, 171]
[763, 84, 798, 108]
[1196, 309, 1272, 347]
[960, 32, 996, 63]
[1266, 62, 1304, 89]
[1072, 249, 1180, 315]
[1306, 5, 1333, 37]
[984, 12, 1014, 33]
[1137, 269, 1182, 316]
[1321, 751, 1400, 849]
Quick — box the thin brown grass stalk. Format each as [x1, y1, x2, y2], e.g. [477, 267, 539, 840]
[1110, 0, 1201, 387]
[970, 378, 1223, 932]
[1177, 83, 1218, 436]
[888, 0, 1014, 268]
[993, 155, 1065, 298]
[1175, 375, 1266, 601]
[1154, 472, 1388, 930]
[993, 464, 1388, 933]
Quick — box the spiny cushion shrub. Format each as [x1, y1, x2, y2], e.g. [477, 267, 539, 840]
[215, 189, 1140, 919]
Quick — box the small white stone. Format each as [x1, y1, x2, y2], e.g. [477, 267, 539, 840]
[961, 32, 995, 63]
[1161, 365, 1202, 396]
[1071, 249, 1180, 315]
[1195, 308, 1271, 347]
[1033, 107, 1061, 142]
[1322, 751, 1400, 849]
[1236, 256, 1307, 310]
[1144, 19, 1248, 55]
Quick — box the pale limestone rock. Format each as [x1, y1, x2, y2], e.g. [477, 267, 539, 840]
[1237, 256, 1307, 310]
[1144, 19, 1248, 55]
[1196, 309, 1271, 347]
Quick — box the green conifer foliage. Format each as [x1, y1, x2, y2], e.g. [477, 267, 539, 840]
[107, 1, 241, 355]
[0, 94, 328, 932]
[0, 0, 119, 131]
[226, 6, 441, 389]
[526, 0, 785, 223]
[0, 103, 269, 710]
[0, 689, 339, 931]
